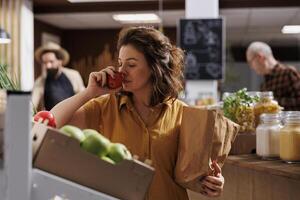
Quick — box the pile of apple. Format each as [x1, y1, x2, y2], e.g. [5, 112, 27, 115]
[60, 125, 132, 164]
[33, 111, 132, 164]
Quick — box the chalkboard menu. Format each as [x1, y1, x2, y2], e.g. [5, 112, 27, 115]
[179, 18, 224, 80]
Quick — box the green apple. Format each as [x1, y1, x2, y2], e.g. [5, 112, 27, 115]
[107, 143, 132, 163]
[83, 129, 95, 138]
[60, 125, 85, 143]
[100, 156, 116, 165]
[81, 129, 111, 157]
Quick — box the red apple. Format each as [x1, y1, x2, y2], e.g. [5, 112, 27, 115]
[107, 72, 124, 89]
[33, 111, 56, 128]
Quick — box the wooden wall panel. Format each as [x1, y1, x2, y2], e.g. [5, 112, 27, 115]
[34, 21, 177, 84]
[62, 27, 177, 85]
[34, 19, 63, 79]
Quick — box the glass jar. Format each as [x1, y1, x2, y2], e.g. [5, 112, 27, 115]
[279, 112, 300, 163]
[254, 91, 281, 127]
[195, 92, 215, 106]
[256, 113, 282, 159]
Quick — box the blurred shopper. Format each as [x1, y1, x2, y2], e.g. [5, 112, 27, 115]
[246, 41, 300, 110]
[51, 27, 225, 199]
[32, 42, 85, 111]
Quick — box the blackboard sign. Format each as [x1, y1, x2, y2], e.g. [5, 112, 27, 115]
[179, 18, 224, 80]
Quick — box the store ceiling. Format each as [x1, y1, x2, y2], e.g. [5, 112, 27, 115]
[33, 0, 300, 45]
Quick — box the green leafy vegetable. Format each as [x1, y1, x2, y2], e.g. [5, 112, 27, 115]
[223, 88, 259, 122]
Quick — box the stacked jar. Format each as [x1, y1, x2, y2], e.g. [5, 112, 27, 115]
[280, 111, 300, 163]
[253, 91, 281, 127]
[256, 113, 282, 159]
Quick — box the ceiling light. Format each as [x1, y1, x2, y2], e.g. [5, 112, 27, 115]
[281, 25, 300, 34]
[0, 28, 11, 44]
[68, 0, 148, 3]
[113, 13, 161, 24]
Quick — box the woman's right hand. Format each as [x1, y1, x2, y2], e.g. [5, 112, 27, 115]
[51, 66, 119, 128]
[86, 66, 119, 98]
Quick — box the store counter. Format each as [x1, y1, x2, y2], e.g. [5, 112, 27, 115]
[188, 154, 300, 200]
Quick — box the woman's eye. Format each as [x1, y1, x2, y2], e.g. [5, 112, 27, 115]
[128, 64, 135, 67]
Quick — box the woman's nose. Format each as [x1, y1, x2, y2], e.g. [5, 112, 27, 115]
[119, 66, 126, 74]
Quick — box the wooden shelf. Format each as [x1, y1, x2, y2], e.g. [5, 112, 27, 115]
[227, 154, 300, 180]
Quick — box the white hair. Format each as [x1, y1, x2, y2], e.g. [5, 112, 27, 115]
[246, 41, 274, 59]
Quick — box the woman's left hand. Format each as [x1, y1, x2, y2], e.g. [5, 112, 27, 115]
[200, 161, 225, 197]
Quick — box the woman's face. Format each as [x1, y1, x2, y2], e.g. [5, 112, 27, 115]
[118, 44, 152, 93]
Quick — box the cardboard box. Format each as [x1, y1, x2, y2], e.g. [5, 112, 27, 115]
[32, 124, 154, 200]
[230, 132, 256, 155]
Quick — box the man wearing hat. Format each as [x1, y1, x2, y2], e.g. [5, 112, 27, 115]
[32, 42, 85, 111]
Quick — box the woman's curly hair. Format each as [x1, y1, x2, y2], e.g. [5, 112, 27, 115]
[117, 26, 185, 106]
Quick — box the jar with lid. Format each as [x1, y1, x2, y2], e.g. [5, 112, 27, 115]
[256, 113, 282, 159]
[279, 111, 300, 163]
[254, 91, 281, 127]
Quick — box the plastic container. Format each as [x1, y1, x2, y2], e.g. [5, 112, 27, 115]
[279, 112, 300, 163]
[256, 113, 282, 159]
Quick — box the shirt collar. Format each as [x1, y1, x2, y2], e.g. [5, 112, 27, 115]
[119, 95, 132, 110]
[265, 62, 282, 78]
[118, 94, 174, 110]
[272, 62, 280, 72]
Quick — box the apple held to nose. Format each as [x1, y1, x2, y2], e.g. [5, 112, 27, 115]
[107, 72, 124, 89]
[81, 129, 111, 157]
[60, 125, 86, 143]
[107, 143, 132, 163]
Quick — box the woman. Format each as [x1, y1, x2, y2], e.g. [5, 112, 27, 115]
[51, 26, 224, 199]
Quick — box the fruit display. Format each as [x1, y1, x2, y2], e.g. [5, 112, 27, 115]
[33, 111, 57, 128]
[59, 125, 132, 164]
[32, 123, 155, 200]
[107, 71, 124, 89]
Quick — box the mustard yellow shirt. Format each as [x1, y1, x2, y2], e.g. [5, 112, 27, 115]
[83, 93, 189, 200]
